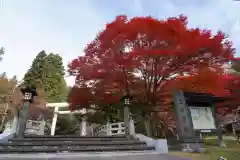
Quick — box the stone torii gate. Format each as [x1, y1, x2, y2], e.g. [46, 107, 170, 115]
[46, 103, 136, 136]
[46, 102, 89, 136]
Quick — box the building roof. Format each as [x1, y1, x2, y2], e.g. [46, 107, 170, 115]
[183, 91, 226, 105]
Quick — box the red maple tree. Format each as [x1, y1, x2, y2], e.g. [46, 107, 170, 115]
[217, 74, 240, 113]
[68, 15, 236, 136]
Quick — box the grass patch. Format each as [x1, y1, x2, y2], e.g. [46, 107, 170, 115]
[169, 138, 240, 160]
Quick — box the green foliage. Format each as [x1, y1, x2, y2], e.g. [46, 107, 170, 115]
[101, 104, 123, 123]
[23, 50, 68, 102]
[55, 115, 79, 135]
[23, 51, 70, 133]
[86, 112, 107, 125]
[85, 103, 124, 124]
[23, 50, 47, 86]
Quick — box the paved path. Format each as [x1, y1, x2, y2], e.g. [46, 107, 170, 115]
[0, 151, 191, 160]
[205, 136, 236, 140]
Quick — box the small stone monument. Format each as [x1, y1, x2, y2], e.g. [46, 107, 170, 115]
[24, 114, 46, 135]
[24, 108, 47, 135]
[172, 90, 225, 152]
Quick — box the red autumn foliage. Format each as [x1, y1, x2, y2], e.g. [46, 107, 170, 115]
[68, 15, 235, 113]
[161, 68, 240, 115]
[67, 86, 93, 111]
[218, 74, 240, 108]
[151, 68, 224, 115]
[175, 67, 229, 96]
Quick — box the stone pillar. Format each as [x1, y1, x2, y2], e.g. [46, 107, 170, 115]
[199, 131, 203, 140]
[80, 116, 87, 136]
[129, 114, 135, 135]
[16, 101, 30, 138]
[9, 108, 19, 134]
[172, 90, 205, 152]
[124, 105, 130, 137]
[106, 118, 111, 136]
[50, 107, 59, 136]
[173, 91, 195, 139]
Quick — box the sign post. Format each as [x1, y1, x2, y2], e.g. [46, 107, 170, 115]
[172, 90, 225, 152]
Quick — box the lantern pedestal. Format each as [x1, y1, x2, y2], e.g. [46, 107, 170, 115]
[16, 101, 30, 138]
[123, 105, 130, 137]
[121, 90, 132, 138]
[16, 86, 37, 139]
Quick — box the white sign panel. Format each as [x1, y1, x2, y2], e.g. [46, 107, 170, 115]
[189, 107, 216, 130]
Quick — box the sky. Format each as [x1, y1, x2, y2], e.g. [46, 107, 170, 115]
[0, 0, 240, 86]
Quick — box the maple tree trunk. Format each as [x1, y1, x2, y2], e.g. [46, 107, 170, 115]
[151, 113, 157, 137]
[163, 123, 167, 139]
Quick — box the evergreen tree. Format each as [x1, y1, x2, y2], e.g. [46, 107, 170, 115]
[24, 51, 71, 135]
[23, 50, 47, 86]
[43, 53, 68, 102]
[23, 50, 68, 102]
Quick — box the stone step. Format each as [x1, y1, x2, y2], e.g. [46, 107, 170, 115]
[24, 135, 126, 138]
[3, 140, 145, 146]
[0, 144, 146, 149]
[0, 145, 155, 153]
[0, 151, 166, 160]
[10, 137, 129, 142]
